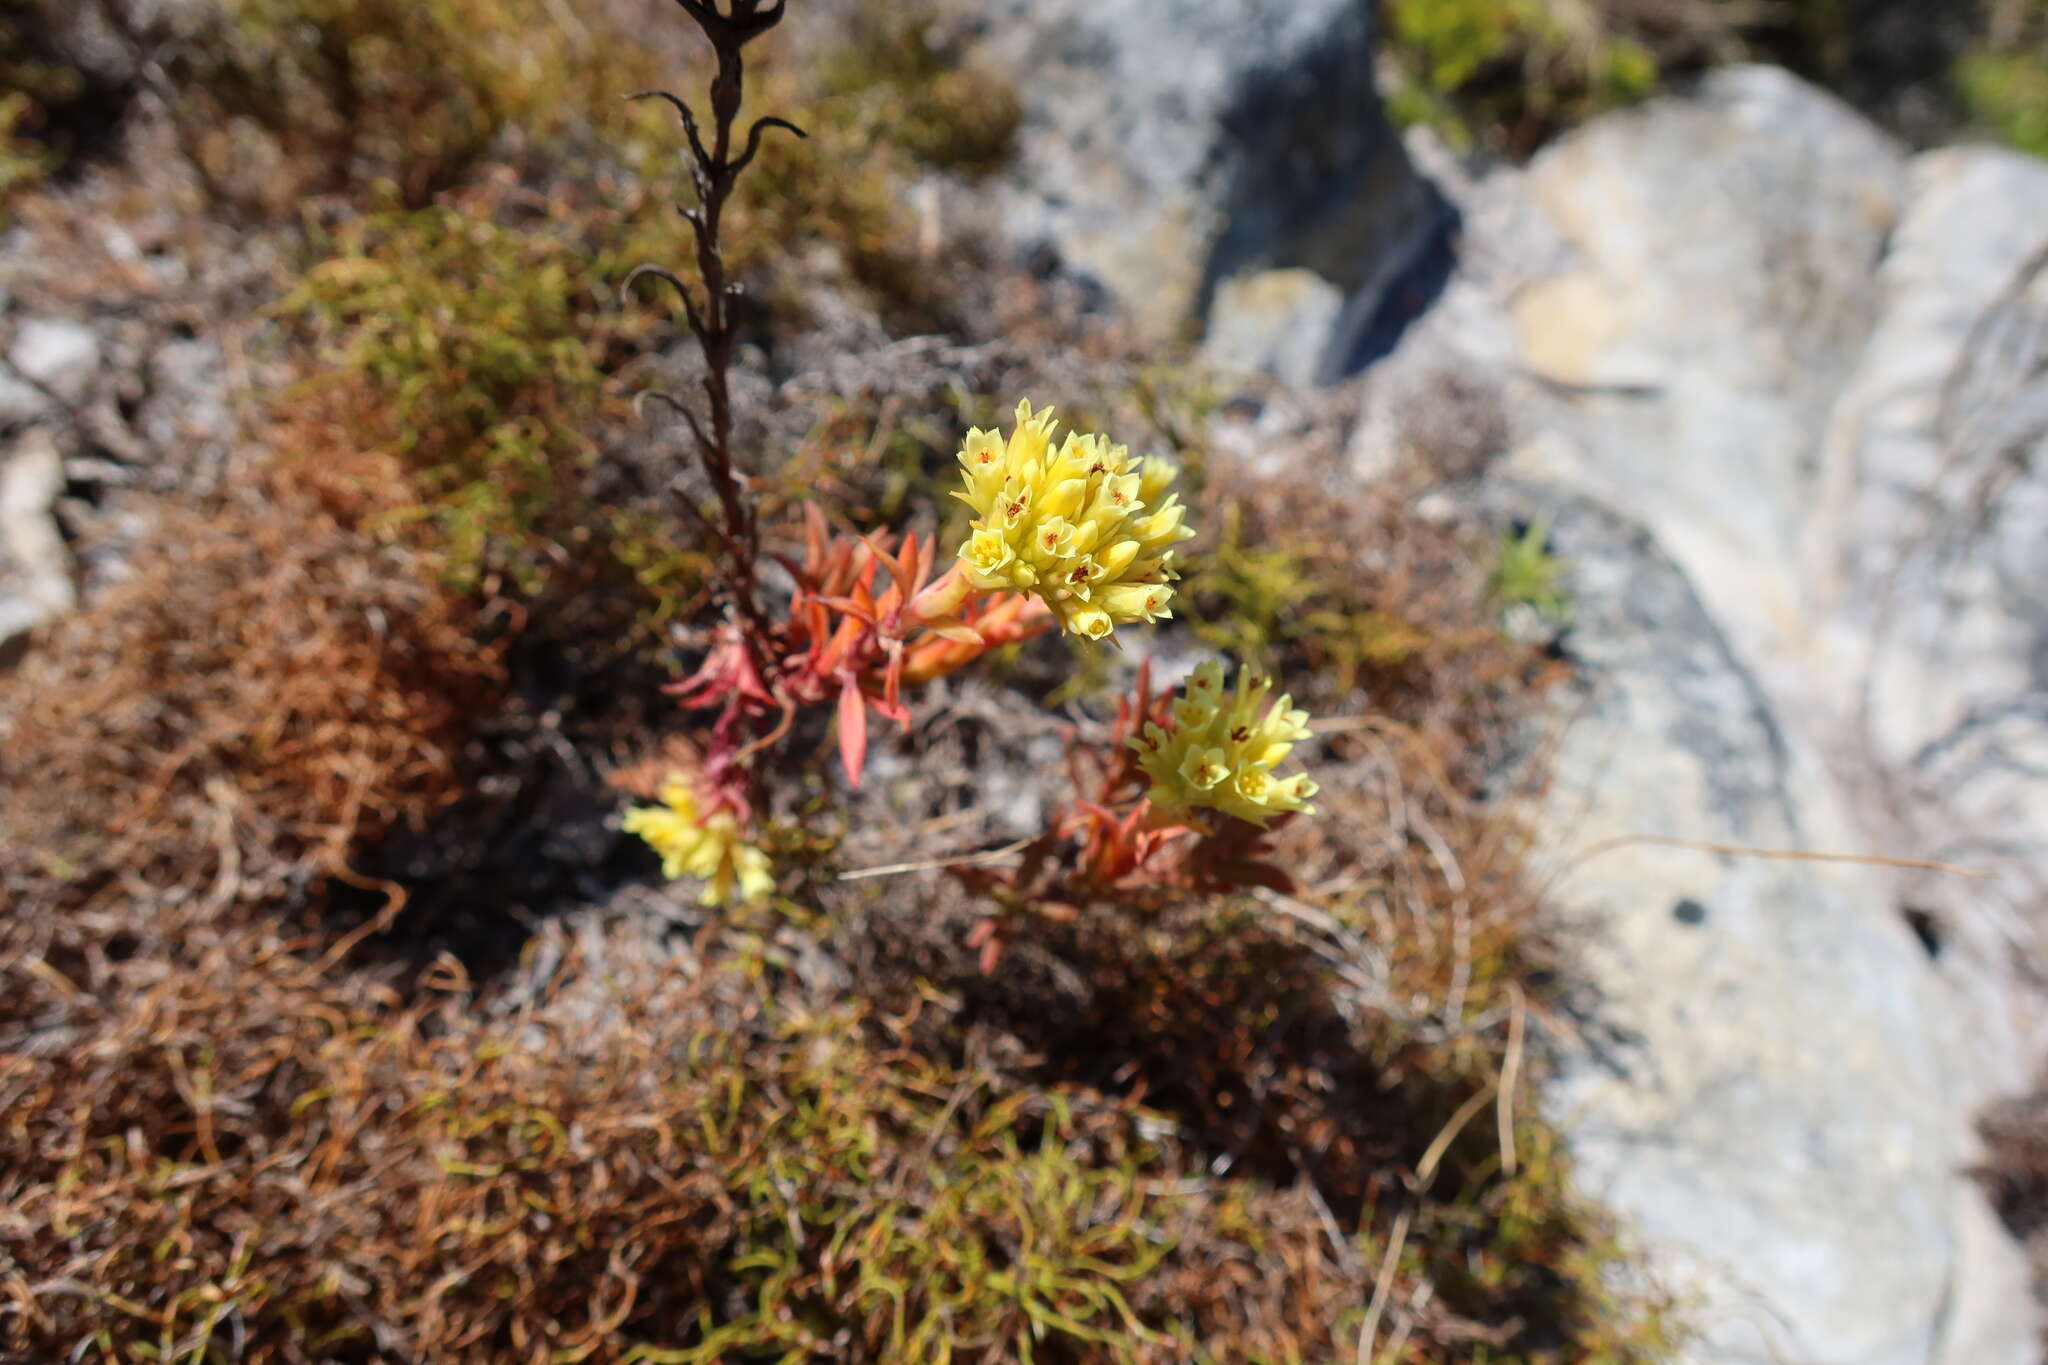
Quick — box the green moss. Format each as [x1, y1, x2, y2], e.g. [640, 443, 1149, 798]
[613, 986, 1679, 1363]
[1381, 0, 1658, 155]
[607, 506, 717, 627]
[643, 1026, 1174, 1362]
[1183, 504, 1433, 697]
[0, 7, 85, 224]
[0, 92, 49, 224]
[1393, 1117, 1681, 1362]
[907, 903, 1683, 1363]
[278, 193, 658, 597]
[1491, 515, 1572, 626]
[183, 0, 663, 209]
[1955, 1, 2048, 158]
[703, 2, 1020, 324]
[1958, 51, 2048, 156]
[814, 4, 1022, 179]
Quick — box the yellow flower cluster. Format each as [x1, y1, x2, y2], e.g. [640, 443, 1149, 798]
[952, 400, 1195, 640]
[1131, 661, 1318, 827]
[621, 780, 776, 907]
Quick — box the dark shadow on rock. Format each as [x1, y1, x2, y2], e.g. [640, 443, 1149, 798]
[1318, 203, 1461, 381]
[7, 2, 146, 176]
[1777, 0, 1982, 147]
[1191, 0, 1456, 381]
[1977, 1088, 2048, 1286]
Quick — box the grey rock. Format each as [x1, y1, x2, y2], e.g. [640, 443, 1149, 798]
[1481, 80, 2048, 1112]
[138, 337, 236, 487]
[962, 0, 1440, 340]
[1330, 65, 2046, 1365]
[1508, 65, 1910, 669]
[1505, 484, 2034, 1365]
[1201, 268, 1345, 385]
[0, 428, 76, 651]
[1458, 76, 2048, 1094]
[1339, 125, 1565, 480]
[9, 319, 102, 404]
[0, 369, 46, 427]
[1811, 146, 2048, 1055]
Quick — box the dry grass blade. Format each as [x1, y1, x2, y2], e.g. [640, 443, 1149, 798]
[1498, 981, 1527, 1181]
[837, 838, 1032, 881]
[1557, 834, 1988, 886]
[1357, 1084, 1500, 1365]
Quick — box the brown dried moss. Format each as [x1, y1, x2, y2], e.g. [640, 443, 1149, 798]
[0, 473, 503, 936]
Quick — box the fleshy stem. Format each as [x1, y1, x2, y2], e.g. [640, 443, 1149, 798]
[626, 0, 805, 676]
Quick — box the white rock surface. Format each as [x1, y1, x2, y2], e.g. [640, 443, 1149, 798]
[1486, 76, 2048, 1103]
[0, 368, 46, 426]
[0, 428, 76, 649]
[1502, 484, 2035, 1365]
[1812, 148, 2048, 981]
[1509, 66, 1909, 673]
[1201, 268, 1347, 384]
[8, 318, 102, 404]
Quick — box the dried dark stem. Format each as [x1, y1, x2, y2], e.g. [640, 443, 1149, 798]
[731, 115, 807, 177]
[627, 0, 804, 678]
[632, 389, 714, 460]
[622, 263, 708, 338]
[625, 90, 710, 168]
[631, 391, 727, 545]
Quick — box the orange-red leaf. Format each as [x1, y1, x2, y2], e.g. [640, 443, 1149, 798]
[838, 680, 869, 789]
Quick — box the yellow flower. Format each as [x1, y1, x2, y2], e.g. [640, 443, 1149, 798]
[1131, 661, 1318, 827]
[951, 399, 1195, 638]
[621, 779, 776, 907]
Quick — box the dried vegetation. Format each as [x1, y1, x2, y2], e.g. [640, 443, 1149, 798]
[2, 476, 502, 927]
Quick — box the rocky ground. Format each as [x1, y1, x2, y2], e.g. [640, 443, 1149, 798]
[4, 1, 2048, 1362]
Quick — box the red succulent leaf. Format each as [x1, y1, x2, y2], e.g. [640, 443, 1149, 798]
[873, 542, 904, 594]
[803, 500, 829, 572]
[880, 642, 905, 718]
[966, 918, 1006, 974]
[837, 677, 869, 789]
[851, 543, 879, 590]
[814, 594, 877, 625]
[922, 619, 985, 645]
